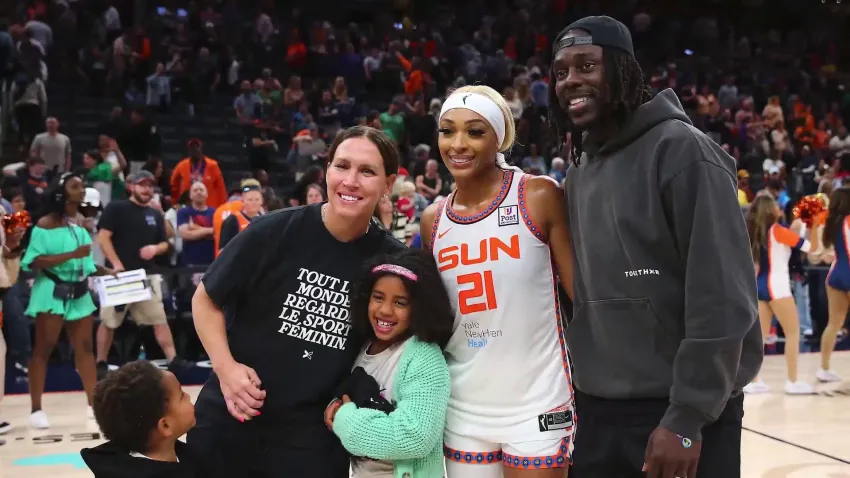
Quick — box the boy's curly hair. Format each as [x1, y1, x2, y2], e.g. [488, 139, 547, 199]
[350, 249, 455, 349]
[93, 360, 168, 453]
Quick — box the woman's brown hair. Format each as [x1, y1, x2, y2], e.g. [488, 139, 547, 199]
[325, 126, 399, 177]
[745, 194, 781, 263]
[822, 188, 850, 249]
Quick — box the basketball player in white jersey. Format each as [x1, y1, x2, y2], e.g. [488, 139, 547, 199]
[421, 85, 576, 478]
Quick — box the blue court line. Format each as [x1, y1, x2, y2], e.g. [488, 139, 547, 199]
[12, 452, 88, 469]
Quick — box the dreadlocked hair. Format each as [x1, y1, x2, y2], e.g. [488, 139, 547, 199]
[548, 45, 654, 164]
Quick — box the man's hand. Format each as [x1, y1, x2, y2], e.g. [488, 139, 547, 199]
[139, 245, 159, 260]
[643, 426, 701, 478]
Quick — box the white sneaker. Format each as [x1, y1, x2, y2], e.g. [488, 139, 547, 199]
[784, 380, 815, 395]
[0, 421, 12, 435]
[29, 410, 50, 429]
[87, 405, 94, 419]
[743, 381, 771, 394]
[816, 368, 842, 383]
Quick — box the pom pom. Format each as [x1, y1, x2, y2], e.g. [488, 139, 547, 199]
[792, 194, 828, 226]
[2, 210, 32, 236]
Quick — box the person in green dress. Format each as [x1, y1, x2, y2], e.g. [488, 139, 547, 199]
[22, 172, 116, 430]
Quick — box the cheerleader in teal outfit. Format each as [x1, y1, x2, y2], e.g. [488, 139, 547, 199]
[22, 172, 116, 430]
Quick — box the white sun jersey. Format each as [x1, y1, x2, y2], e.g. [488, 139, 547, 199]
[429, 170, 574, 442]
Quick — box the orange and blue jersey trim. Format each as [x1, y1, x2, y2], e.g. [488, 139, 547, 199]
[517, 174, 547, 243]
[502, 437, 571, 469]
[443, 436, 571, 469]
[428, 198, 447, 251]
[444, 171, 513, 225]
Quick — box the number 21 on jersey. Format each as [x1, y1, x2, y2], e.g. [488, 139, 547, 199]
[437, 235, 520, 315]
[457, 270, 497, 314]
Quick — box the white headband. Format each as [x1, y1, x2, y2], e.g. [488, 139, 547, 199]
[439, 92, 506, 147]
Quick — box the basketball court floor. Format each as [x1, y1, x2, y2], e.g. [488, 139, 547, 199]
[1, 352, 849, 477]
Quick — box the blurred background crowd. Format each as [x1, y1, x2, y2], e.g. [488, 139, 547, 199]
[0, 0, 849, 387]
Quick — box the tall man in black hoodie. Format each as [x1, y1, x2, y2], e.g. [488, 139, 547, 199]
[549, 16, 762, 478]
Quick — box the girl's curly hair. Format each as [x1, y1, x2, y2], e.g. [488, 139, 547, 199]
[350, 249, 455, 350]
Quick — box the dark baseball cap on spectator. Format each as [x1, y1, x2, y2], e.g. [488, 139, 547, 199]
[27, 156, 46, 165]
[187, 138, 203, 147]
[130, 170, 157, 185]
[556, 15, 634, 58]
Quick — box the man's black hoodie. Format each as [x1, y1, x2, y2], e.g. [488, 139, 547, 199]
[81, 440, 214, 478]
[564, 89, 762, 440]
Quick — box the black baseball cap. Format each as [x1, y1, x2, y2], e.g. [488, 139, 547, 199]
[554, 16, 634, 58]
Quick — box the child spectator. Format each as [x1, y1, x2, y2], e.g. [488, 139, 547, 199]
[325, 250, 454, 478]
[81, 361, 208, 478]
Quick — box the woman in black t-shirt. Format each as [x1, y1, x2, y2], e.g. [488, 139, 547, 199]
[187, 126, 406, 477]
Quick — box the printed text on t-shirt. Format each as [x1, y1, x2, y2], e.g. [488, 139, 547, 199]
[277, 268, 352, 350]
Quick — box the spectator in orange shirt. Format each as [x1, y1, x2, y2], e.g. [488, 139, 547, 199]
[211, 179, 264, 256]
[795, 116, 816, 149]
[170, 139, 227, 208]
[404, 58, 425, 97]
[814, 119, 831, 151]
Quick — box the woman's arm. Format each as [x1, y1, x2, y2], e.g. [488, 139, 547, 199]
[26, 221, 84, 270]
[523, 176, 574, 300]
[807, 218, 831, 264]
[192, 282, 236, 370]
[3, 246, 23, 259]
[30, 250, 80, 270]
[332, 344, 450, 461]
[3, 228, 26, 258]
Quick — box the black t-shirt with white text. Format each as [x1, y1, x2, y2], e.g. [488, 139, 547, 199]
[195, 204, 405, 447]
[98, 200, 167, 271]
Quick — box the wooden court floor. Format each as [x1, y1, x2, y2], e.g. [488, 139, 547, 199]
[1, 352, 849, 478]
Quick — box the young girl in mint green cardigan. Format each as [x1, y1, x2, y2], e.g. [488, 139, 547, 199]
[326, 250, 455, 478]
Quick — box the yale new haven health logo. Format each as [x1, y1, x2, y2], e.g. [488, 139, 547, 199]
[498, 205, 519, 227]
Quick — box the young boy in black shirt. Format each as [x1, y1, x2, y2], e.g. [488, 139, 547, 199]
[81, 361, 209, 478]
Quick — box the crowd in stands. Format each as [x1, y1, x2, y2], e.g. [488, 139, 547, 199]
[0, 0, 848, 382]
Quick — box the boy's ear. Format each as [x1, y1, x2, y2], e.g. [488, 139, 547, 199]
[157, 416, 174, 438]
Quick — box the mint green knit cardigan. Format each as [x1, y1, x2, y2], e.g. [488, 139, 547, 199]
[332, 337, 450, 478]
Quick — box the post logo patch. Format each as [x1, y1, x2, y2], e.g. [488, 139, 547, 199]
[498, 205, 519, 227]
